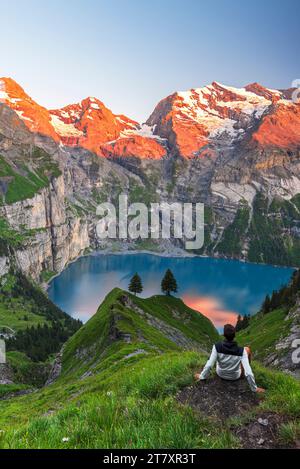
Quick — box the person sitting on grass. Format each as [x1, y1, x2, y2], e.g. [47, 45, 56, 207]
[194, 324, 265, 393]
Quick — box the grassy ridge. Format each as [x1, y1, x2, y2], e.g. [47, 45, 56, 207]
[61, 288, 219, 379]
[0, 289, 299, 448]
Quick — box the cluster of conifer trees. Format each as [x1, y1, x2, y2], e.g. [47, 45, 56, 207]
[7, 320, 81, 362]
[236, 269, 300, 332]
[235, 314, 251, 332]
[3, 271, 82, 362]
[261, 269, 300, 314]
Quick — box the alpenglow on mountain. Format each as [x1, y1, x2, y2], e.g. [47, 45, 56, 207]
[1, 76, 300, 283]
[1, 77, 300, 159]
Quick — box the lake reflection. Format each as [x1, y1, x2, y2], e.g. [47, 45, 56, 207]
[48, 253, 294, 329]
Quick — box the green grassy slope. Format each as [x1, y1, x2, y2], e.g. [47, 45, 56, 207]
[0, 148, 61, 205]
[237, 307, 293, 361]
[61, 288, 219, 379]
[0, 288, 299, 449]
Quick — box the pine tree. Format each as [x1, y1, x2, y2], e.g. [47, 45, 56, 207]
[235, 314, 242, 332]
[128, 273, 143, 296]
[270, 290, 280, 310]
[262, 294, 271, 314]
[236, 314, 250, 332]
[161, 269, 178, 296]
[243, 314, 250, 329]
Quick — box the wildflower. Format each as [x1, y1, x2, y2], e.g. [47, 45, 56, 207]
[62, 437, 69, 442]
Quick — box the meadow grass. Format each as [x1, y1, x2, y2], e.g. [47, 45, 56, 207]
[0, 349, 299, 448]
[237, 308, 292, 360]
[0, 289, 299, 449]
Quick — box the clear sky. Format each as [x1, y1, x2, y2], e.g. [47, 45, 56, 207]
[1, 0, 299, 121]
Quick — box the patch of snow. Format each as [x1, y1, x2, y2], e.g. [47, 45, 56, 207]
[69, 109, 81, 119]
[50, 115, 83, 137]
[60, 110, 71, 118]
[120, 123, 167, 142]
[115, 116, 138, 129]
[0, 90, 9, 103]
[0, 80, 7, 103]
[0, 82, 23, 105]
[266, 87, 282, 96]
[173, 82, 278, 142]
[15, 110, 33, 122]
[277, 99, 294, 106]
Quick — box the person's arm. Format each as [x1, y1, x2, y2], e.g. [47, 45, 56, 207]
[195, 345, 217, 381]
[241, 349, 258, 392]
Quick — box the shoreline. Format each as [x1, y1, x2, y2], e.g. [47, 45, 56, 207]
[43, 246, 196, 290]
[44, 245, 296, 292]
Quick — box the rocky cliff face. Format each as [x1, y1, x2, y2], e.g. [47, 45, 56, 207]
[265, 302, 300, 378]
[2, 181, 90, 280]
[1, 78, 300, 280]
[0, 103, 144, 280]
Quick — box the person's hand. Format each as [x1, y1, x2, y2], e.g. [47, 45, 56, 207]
[256, 387, 266, 394]
[194, 373, 201, 381]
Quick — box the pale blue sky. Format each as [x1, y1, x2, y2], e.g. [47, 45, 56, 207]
[1, 0, 299, 121]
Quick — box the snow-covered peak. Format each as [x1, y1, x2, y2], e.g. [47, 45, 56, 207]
[0, 77, 59, 140]
[120, 123, 167, 142]
[170, 83, 275, 145]
[146, 81, 299, 158]
[2, 76, 299, 160]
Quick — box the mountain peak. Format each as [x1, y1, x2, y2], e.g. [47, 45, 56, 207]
[0, 76, 59, 141]
[146, 80, 299, 157]
[245, 82, 282, 100]
[1, 77, 299, 159]
[81, 96, 105, 110]
[61, 288, 218, 377]
[0, 76, 32, 103]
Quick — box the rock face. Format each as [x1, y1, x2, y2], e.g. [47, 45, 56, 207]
[0, 102, 142, 280]
[45, 347, 64, 385]
[101, 134, 167, 159]
[0, 363, 14, 385]
[265, 303, 300, 378]
[252, 101, 300, 148]
[1, 77, 300, 280]
[0, 256, 9, 276]
[1, 174, 90, 279]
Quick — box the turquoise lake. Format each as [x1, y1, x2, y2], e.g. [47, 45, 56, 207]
[48, 253, 294, 329]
